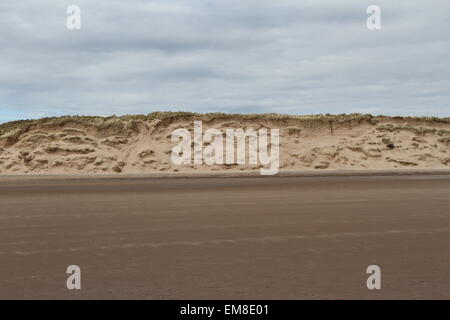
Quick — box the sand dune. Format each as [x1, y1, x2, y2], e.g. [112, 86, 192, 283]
[1, 112, 450, 174]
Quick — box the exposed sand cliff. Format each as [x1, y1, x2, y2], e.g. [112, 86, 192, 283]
[1, 112, 450, 175]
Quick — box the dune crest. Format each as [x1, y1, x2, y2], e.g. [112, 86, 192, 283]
[1, 112, 450, 174]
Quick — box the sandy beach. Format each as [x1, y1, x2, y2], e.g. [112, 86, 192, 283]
[1, 173, 449, 299]
[1, 113, 450, 299]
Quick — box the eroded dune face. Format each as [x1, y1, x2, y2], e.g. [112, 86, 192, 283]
[0, 112, 449, 174]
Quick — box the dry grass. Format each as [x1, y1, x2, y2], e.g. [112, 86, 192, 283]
[377, 123, 450, 136]
[2, 112, 450, 143]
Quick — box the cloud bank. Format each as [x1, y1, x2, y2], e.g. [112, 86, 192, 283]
[1, 0, 449, 122]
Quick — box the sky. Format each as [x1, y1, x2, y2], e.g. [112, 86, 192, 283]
[1, 0, 450, 123]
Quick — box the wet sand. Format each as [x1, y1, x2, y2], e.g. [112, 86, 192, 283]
[0, 174, 449, 299]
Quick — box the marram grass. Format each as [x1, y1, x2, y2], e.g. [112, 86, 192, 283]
[1, 112, 450, 141]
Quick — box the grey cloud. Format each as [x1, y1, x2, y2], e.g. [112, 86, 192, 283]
[0, 0, 450, 122]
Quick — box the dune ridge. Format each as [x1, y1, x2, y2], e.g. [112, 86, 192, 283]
[1, 112, 450, 174]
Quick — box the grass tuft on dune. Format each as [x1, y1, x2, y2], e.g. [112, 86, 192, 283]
[2, 112, 450, 141]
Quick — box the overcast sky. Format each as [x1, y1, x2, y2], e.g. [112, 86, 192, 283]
[1, 0, 449, 122]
